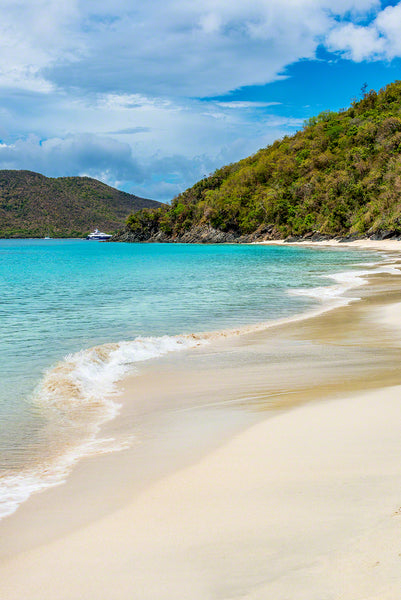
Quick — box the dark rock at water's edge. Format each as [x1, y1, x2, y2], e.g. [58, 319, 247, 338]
[111, 225, 401, 244]
[111, 224, 282, 243]
[368, 229, 401, 241]
[282, 229, 401, 243]
[284, 231, 336, 243]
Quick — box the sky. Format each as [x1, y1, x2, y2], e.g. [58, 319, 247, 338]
[1, 1, 401, 202]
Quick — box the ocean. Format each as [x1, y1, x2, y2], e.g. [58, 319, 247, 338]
[0, 239, 383, 519]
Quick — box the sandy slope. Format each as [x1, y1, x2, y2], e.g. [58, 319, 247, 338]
[1, 385, 401, 599]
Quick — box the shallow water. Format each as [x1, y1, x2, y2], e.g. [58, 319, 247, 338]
[0, 239, 380, 518]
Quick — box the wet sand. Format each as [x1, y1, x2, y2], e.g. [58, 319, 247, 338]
[1, 244, 401, 598]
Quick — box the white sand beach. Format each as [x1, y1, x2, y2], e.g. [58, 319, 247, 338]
[1, 386, 401, 599]
[1, 240, 401, 599]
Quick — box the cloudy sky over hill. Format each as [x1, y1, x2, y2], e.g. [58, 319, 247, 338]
[1, 0, 401, 200]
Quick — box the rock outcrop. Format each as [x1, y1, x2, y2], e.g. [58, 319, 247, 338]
[111, 224, 284, 243]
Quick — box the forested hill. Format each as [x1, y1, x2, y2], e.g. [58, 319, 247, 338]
[0, 170, 162, 238]
[118, 81, 401, 243]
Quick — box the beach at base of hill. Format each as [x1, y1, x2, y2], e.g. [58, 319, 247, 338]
[1, 241, 401, 599]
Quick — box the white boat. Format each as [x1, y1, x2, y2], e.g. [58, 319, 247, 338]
[86, 229, 112, 241]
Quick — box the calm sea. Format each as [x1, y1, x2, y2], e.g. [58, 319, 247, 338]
[0, 239, 381, 518]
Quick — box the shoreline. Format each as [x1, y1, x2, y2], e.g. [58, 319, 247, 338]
[257, 237, 401, 252]
[2, 241, 401, 598]
[5, 233, 401, 251]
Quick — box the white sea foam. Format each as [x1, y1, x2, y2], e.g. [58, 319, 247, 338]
[0, 334, 207, 520]
[290, 269, 368, 304]
[290, 262, 401, 305]
[35, 335, 205, 421]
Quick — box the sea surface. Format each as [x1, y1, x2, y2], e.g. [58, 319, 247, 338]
[0, 239, 383, 519]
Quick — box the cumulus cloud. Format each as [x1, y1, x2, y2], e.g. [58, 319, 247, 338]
[0, 0, 384, 98]
[328, 22, 385, 61]
[0, 134, 143, 181]
[328, 3, 401, 61]
[44, 1, 333, 97]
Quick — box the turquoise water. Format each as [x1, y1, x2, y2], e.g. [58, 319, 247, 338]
[0, 239, 380, 518]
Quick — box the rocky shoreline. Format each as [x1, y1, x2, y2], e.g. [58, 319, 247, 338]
[111, 223, 401, 244]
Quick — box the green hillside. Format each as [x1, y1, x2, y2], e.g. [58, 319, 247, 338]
[122, 81, 401, 242]
[0, 171, 162, 238]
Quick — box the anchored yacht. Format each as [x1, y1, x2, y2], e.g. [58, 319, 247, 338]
[86, 229, 112, 241]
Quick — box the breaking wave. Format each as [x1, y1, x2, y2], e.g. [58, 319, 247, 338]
[0, 334, 207, 520]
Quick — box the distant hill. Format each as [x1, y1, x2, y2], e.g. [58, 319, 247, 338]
[0, 170, 163, 238]
[118, 80, 401, 243]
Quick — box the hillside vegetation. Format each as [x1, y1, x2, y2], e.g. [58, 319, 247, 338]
[123, 81, 401, 242]
[0, 171, 162, 238]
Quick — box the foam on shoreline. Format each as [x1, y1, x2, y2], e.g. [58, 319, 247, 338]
[0, 336, 207, 520]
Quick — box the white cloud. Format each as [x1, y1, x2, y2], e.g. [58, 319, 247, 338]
[327, 2, 401, 62]
[327, 22, 385, 61]
[375, 3, 401, 58]
[0, 0, 383, 97]
[51, 1, 325, 97]
[0, 134, 143, 180]
[0, 0, 81, 91]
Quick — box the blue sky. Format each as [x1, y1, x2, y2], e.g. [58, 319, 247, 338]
[0, 1, 401, 202]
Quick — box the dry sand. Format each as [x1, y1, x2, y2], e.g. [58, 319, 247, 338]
[258, 236, 401, 253]
[1, 240, 401, 599]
